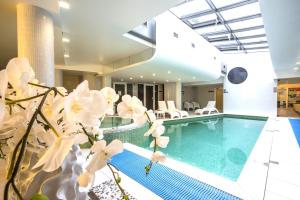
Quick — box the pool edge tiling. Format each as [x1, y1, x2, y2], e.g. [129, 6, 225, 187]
[106, 115, 300, 199]
[108, 114, 267, 181]
[111, 149, 241, 200]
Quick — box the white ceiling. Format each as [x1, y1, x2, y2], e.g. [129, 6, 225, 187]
[1, 0, 300, 82]
[59, 0, 184, 67]
[259, 0, 300, 78]
[0, 0, 183, 69]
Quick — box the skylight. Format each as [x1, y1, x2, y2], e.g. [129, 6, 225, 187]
[171, 0, 269, 53]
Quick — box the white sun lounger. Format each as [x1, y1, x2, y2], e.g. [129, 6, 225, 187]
[195, 101, 219, 115]
[184, 101, 194, 111]
[156, 101, 180, 119]
[192, 102, 200, 110]
[167, 101, 189, 118]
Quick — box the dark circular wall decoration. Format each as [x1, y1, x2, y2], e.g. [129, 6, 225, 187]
[227, 67, 248, 84]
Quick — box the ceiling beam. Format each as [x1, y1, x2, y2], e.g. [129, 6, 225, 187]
[192, 13, 262, 29]
[209, 33, 266, 42]
[181, 0, 258, 20]
[202, 25, 264, 37]
[205, 0, 245, 51]
[220, 46, 269, 51]
[216, 40, 268, 48]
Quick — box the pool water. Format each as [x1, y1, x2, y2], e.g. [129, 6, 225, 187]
[105, 115, 266, 181]
[100, 116, 132, 128]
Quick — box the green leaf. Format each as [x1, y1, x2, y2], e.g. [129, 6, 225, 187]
[30, 193, 49, 200]
[116, 176, 121, 183]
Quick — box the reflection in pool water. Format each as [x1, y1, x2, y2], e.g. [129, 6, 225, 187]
[105, 116, 266, 181]
[100, 116, 132, 128]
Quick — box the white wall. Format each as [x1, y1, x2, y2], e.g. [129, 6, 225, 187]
[164, 82, 182, 109]
[223, 52, 277, 117]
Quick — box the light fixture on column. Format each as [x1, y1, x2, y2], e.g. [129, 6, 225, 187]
[64, 54, 70, 58]
[59, 0, 70, 9]
[62, 36, 70, 43]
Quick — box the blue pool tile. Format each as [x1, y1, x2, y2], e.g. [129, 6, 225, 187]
[289, 118, 300, 147]
[111, 150, 241, 200]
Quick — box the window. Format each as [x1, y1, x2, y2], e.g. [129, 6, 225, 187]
[170, 0, 268, 53]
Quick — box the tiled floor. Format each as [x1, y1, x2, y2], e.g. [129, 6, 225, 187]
[264, 118, 300, 200]
[95, 115, 300, 200]
[277, 107, 300, 118]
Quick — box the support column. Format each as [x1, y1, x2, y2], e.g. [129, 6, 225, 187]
[17, 4, 54, 86]
[83, 72, 102, 90]
[176, 81, 182, 110]
[101, 75, 112, 88]
[55, 69, 63, 87]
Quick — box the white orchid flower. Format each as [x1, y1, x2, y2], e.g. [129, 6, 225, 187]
[32, 134, 87, 172]
[117, 95, 147, 125]
[6, 58, 35, 96]
[64, 81, 107, 130]
[150, 136, 169, 148]
[0, 69, 8, 101]
[100, 87, 119, 115]
[151, 151, 166, 163]
[144, 120, 165, 137]
[42, 93, 65, 121]
[77, 140, 123, 187]
[0, 101, 6, 125]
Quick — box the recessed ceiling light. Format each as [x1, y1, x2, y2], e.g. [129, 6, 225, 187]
[296, 61, 300, 65]
[140, 75, 143, 79]
[129, 77, 133, 80]
[293, 66, 299, 71]
[166, 80, 169, 82]
[59, 0, 70, 9]
[152, 73, 156, 77]
[192, 76, 196, 79]
[167, 71, 171, 74]
[120, 78, 124, 81]
[62, 37, 70, 43]
[64, 54, 70, 58]
[178, 78, 181, 81]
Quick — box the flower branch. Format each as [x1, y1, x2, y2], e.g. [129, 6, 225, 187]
[107, 162, 129, 200]
[4, 87, 55, 200]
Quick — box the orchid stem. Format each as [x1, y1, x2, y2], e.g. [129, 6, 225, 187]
[28, 82, 65, 97]
[38, 111, 60, 137]
[107, 163, 128, 199]
[6, 92, 46, 104]
[4, 87, 56, 200]
[80, 123, 96, 145]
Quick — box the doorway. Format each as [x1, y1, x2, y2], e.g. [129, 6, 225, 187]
[113, 82, 127, 104]
[215, 87, 223, 112]
[144, 84, 155, 110]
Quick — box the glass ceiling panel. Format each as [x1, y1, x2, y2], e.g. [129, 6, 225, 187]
[188, 13, 218, 24]
[207, 33, 230, 40]
[229, 17, 264, 30]
[213, 0, 243, 8]
[211, 40, 238, 46]
[170, 0, 211, 18]
[238, 36, 267, 43]
[234, 28, 265, 38]
[243, 43, 269, 48]
[220, 2, 261, 21]
[246, 49, 269, 53]
[195, 24, 227, 34]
